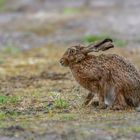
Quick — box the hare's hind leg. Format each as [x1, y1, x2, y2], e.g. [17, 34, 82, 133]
[108, 90, 127, 110]
[111, 95, 127, 110]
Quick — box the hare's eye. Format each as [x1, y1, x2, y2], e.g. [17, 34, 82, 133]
[69, 49, 76, 54]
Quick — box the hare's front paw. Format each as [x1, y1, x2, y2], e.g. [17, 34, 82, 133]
[84, 99, 99, 107]
[98, 103, 107, 109]
[84, 93, 99, 107]
[84, 92, 94, 106]
[92, 100, 99, 107]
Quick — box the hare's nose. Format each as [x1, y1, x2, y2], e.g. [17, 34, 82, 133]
[60, 58, 64, 66]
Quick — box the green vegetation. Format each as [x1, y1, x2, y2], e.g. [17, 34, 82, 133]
[48, 92, 69, 109]
[0, 95, 21, 105]
[0, 112, 6, 120]
[2, 45, 21, 56]
[63, 8, 81, 15]
[54, 99, 68, 109]
[130, 127, 140, 132]
[0, 111, 22, 123]
[0, 0, 5, 11]
[82, 35, 127, 47]
[0, 95, 22, 120]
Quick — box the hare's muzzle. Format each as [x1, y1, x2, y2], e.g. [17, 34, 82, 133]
[60, 58, 64, 66]
[59, 58, 69, 67]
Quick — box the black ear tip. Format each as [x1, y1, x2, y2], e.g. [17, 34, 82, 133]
[104, 38, 113, 42]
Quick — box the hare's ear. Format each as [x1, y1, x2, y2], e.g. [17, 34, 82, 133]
[82, 38, 114, 53]
[97, 41, 114, 51]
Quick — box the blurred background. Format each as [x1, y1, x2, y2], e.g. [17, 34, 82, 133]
[0, 1, 140, 140]
[0, 0, 140, 49]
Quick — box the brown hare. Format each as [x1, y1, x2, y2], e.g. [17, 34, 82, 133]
[60, 39, 140, 110]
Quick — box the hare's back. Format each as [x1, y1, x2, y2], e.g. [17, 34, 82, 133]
[100, 54, 140, 76]
[102, 54, 140, 88]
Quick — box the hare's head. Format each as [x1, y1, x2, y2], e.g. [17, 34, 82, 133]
[60, 45, 86, 67]
[60, 38, 114, 67]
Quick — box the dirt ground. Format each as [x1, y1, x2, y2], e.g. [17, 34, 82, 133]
[0, 45, 139, 140]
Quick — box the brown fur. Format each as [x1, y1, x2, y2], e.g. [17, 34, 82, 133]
[60, 39, 140, 110]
